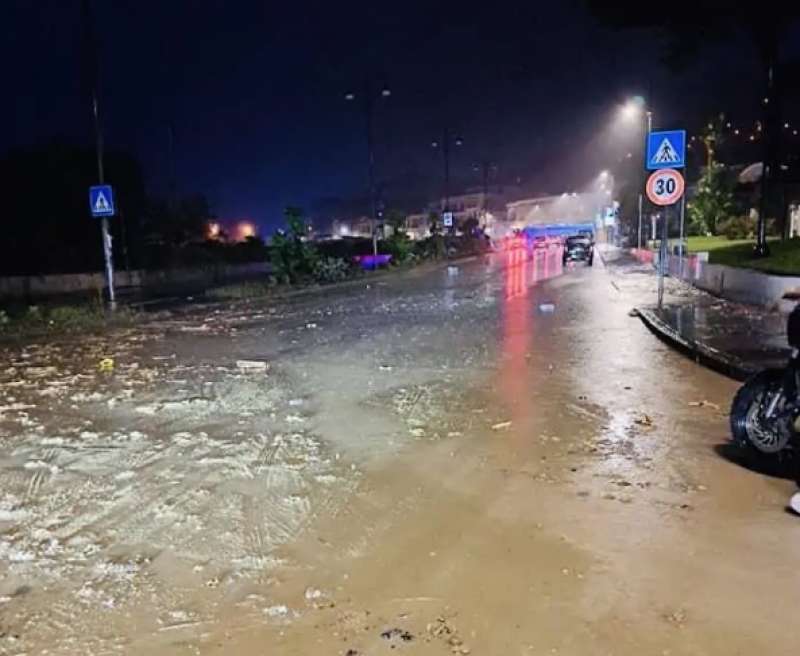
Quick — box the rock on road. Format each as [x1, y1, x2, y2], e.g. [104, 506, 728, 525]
[0, 249, 798, 655]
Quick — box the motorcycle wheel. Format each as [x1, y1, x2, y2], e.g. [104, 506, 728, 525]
[730, 369, 795, 455]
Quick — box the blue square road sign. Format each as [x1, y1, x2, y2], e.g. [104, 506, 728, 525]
[89, 185, 115, 217]
[646, 130, 686, 170]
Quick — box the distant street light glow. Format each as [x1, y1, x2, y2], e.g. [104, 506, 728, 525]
[237, 221, 256, 240]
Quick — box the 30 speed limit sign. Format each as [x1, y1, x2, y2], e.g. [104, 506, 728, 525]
[646, 168, 685, 206]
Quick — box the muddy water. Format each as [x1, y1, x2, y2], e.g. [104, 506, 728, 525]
[1, 251, 799, 654]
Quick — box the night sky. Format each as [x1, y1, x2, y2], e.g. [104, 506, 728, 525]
[3, 1, 795, 232]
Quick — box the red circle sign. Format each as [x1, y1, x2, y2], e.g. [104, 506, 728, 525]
[646, 169, 685, 206]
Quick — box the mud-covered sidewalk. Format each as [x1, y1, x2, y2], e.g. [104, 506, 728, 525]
[2, 251, 799, 655]
[604, 250, 790, 379]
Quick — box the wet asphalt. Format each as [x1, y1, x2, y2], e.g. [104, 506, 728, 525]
[3, 247, 800, 655]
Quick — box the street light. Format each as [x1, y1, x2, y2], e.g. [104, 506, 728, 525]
[344, 82, 391, 258]
[431, 128, 463, 231]
[620, 96, 653, 249]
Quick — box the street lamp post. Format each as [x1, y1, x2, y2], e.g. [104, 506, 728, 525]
[345, 83, 391, 259]
[473, 159, 498, 229]
[431, 129, 463, 232]
[638, 109, 653, 250]
[622, 97, 651, 250]
[754, 63, 777, 258]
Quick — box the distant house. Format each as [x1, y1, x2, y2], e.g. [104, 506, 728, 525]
[404, 185, 518, 238]
[331, 216, 373, 239]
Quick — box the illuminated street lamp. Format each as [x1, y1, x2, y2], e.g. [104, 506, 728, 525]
[620, 96, 654, 248]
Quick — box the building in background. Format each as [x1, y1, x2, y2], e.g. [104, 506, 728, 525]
[403, 185, 519, 239]
[331, 216, 373, 239]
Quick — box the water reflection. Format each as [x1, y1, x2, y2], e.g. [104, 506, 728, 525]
[498, 246, 564, 426]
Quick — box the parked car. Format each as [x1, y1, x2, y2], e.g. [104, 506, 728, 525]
[563, 235, 593, 266]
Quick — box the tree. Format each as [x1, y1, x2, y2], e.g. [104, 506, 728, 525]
[687, 164, 735, 236]
[700, 114, 727, 169]
[270, 207, 319, 283]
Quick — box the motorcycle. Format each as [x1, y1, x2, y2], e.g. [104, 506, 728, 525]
[730, 304, 800, 459]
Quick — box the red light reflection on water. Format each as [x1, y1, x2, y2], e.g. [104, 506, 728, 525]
[497, 244, 563, 425]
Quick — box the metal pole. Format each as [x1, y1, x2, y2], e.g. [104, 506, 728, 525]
[364, 89, 378, 260]
[755, 53, 776, 257]
[637, 110, 653, 253]
[637, 193, 643, 249]
[678, 195, 686, 278]
[83, 0, 115, 307]
[481, 160, 489, 227]
[658, 208, 667, 309]
[443, 128, 450, 231]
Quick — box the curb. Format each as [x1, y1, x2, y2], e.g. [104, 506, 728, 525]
[635, 307, 756, 382]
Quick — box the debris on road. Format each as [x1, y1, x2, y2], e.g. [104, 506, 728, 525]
[538, 303, 556, 313]
[688, 400, 721, 411]
[380, 627, 414, 643]
[633, 413, 654, 428]
[98, 357, 114, 372]
[491, 420, 512, 431]
[426, 617, 470, 654]
[236, 359, 269, 372]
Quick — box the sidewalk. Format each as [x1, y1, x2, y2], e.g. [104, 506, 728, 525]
[603, 249, 789, 381]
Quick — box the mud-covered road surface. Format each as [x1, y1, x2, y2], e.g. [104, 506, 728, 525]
[1, 249, 799, 655]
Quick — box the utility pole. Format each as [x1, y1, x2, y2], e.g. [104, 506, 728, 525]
[755, 50, 778, 257]
[637, 110, 653, 250]
[345, 82, 390, 260]
[637, 194, 643, 249]
[432, 129, 463, 232]
[82, 0, 115, 306]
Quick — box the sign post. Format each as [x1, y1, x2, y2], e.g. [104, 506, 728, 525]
[643, 129, 687, 308]
[89, 184, 116, 305]
[646, 168, 685, 309]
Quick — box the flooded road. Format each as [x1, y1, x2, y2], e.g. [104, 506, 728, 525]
[1, 250, 799, 654]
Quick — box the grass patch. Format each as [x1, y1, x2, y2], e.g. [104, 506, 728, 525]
[0, 302, 137, 337]
[686, 235, 800, 275]
[702, 239, 800, 275]
[686, 236, 754, 253]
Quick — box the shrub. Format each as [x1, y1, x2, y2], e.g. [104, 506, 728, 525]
[718, 215, 756, 240]
[381, 231, 414, 265]
[269, 207, 319, 284]
[313, 257, 353, 283]
[48, 305, 104, 329]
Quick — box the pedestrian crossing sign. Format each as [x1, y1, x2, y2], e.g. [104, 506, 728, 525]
[646, 130, 686, 170]
[89, 185, 115, 217]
